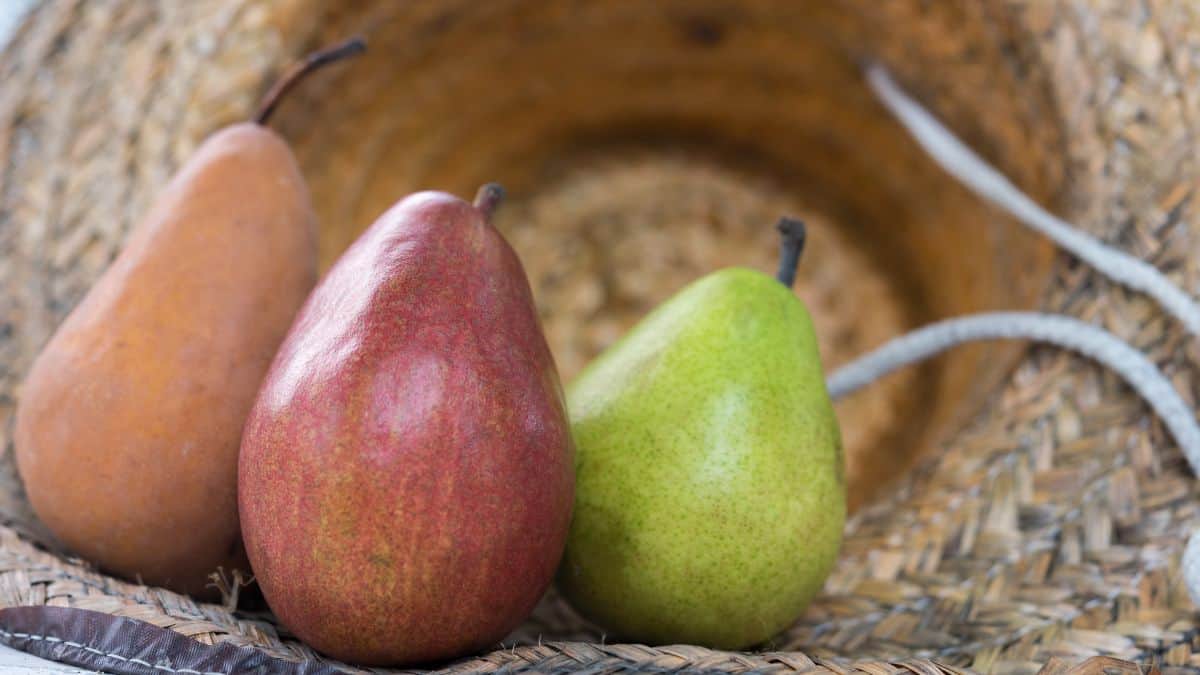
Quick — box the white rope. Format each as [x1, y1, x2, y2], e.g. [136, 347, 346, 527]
[826, 310, 1200, 601]
[866, 65, 1200, 335]
[845, 65, 1200, 605]
[826, 313, 1200, 469]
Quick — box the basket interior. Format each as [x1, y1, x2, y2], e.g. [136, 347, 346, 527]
[269, 1, 1067, 511]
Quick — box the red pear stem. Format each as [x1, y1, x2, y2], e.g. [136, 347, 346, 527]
[253, 36, 367, 126]
[775, 216, 806, 289]
[474, 183, 506, 221]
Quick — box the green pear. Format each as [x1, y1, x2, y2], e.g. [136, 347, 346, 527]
[559, 218, 844, 649]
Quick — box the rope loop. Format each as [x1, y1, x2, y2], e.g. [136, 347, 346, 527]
[847, 65, 1200, 605]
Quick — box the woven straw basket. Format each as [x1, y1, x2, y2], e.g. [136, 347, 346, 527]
[3, 1, 1200, 673]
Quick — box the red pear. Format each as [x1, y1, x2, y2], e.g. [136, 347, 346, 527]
[238, 185, 574, 666]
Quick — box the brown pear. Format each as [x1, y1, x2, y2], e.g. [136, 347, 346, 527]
[13, 38, 364, 597]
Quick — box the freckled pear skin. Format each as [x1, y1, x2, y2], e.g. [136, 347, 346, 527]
[14, 123, 317, 596]
[560, 266, 845, 649]
[238, 188, 575, 666]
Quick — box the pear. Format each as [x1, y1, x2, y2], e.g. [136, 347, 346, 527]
[238, 185, 575, 666]
[559, 218, 844, 649]
[13, 39, 364, 597]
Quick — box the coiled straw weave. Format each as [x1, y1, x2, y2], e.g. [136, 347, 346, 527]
[2, 1, 1200, 673]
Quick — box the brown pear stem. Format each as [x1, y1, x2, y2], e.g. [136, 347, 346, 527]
[253, 36, 367, 126]
[474, 183, 506, 221]
[775, 216, 806, 289]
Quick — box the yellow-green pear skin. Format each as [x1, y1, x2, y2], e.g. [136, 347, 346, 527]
[559, 267, 845, 649]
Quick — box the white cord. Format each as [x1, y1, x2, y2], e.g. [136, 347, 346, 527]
[827, 310, 1200, 601]
[826, 313, 1200, 469]
[848, 66, 1200, 605]
[866, 65, 1200, 335]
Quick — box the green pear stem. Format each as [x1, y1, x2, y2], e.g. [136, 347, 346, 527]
[253, 36, 367, 126]
[474, 183, 506, 221]
[774, 217, 806, 289]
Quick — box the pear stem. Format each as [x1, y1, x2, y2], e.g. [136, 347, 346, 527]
[253, 36, 367, 126]
[774, 216, 806, 289]
[474, 183, 506, 221]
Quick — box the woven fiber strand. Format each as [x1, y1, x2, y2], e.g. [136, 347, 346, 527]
[1, 1, 1198, 673]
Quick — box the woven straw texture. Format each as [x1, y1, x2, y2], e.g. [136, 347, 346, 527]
[2, 1, 1200, 673]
